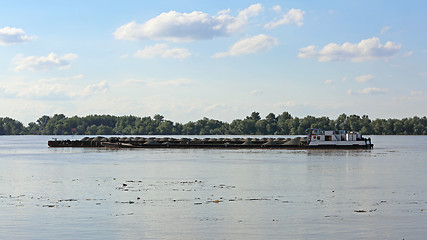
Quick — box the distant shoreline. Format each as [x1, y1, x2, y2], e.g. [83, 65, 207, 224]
[1, 112, 426, 135]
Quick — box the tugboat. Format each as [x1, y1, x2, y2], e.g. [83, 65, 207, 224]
[307, 128, 373, 148]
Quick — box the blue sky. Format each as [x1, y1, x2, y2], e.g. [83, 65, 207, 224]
[1, 1, 426, 124]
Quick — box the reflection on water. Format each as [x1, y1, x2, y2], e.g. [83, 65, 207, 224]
[0, 135, 426, 239]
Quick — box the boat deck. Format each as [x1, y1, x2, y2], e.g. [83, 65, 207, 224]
[48, 137, 374, 149]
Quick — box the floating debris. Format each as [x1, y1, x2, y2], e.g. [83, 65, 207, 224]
[246, 198, 271, 201]
[115, 213, 134, 216]
[42, 205, 57, 208]
[58, 199, 78, 202]
[354, 209, 377, 213]
[115, 201, 136, 204]
[354, 210, 367, 213]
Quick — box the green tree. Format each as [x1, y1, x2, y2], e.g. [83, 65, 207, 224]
[276, 112, 293, 134]
[0, 112, 426, 136]
[255, 119, 267, 135]
[156, 121, 173, 134]
[183, 121, 196, 135]
[0, 117, 26, 135]
[265, 113, 277, 134]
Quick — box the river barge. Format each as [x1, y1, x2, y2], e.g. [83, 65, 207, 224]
[48, 129, 373, 149]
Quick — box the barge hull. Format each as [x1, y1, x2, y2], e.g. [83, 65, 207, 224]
[48, 140, 373, 150]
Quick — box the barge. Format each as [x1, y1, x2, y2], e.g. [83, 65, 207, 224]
[48, 129, 373, 149]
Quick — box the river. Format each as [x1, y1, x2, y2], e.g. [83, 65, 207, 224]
[0, 135, 426, 239]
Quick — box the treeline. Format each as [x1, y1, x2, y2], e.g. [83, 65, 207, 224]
[1, 112, 427, 135]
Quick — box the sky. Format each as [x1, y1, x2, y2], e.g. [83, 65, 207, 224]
[1, 1, 426, 124]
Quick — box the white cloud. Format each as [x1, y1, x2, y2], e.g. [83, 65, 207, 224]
[355, 74, 374, 83]
[393, 91, 424, 101]
[298, 37, 401, 62]
[324, 79, 334, 84]
[114, 4, 263, 42]
[13, 53, 78, 71]
[78, 80, 108, 97]
[348, 87, 388, 95]
[264, 8, 305, 29]
[10, 84, 67, 99]
[147, 78, 193, 87]
[272, 5, 282, 12]
[380, 26, 390, 34]
[38, 74, 84, 83]
[203, 103, 226, 112]
[121, 78, 194, 87]
[134, 44, 191, 59]
[1, 77, 107, 100]
[119, 53, 129, 59]
[230, 4, 264, 32]
[403, 51, 414, 57]
[274, 101, 297, 107]
[250, 90, 263, 95]
[358, 88, 388, 94]
[212, 34, 278, 58]
[393, 96, 411, 101]
[0, 27, 36, 45]
[410, 91, 423, 96]
[120, 78, 145, 86]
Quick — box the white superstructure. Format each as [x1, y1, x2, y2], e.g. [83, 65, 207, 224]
[307, 128, 371, 146]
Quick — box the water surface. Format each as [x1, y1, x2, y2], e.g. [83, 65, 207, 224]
[0, 135, 426, 239]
